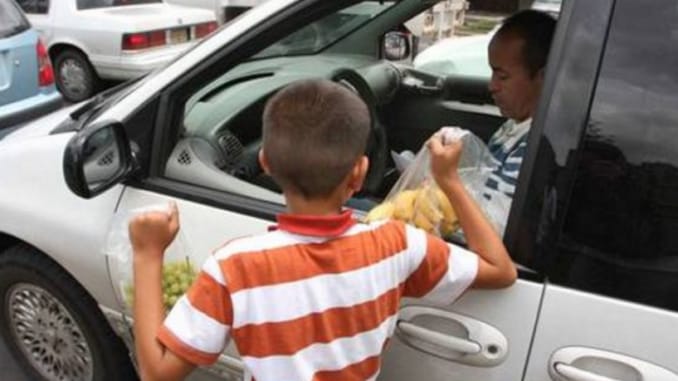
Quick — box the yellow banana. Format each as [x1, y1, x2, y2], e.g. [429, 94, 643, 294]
[393, 189, 418, 221]
[412, 210, 436, 233]
[440, 220, 460, 237]
[364, 201, 395, 222]
[433, 186, 458, 225]
[415, 186, 443, 226]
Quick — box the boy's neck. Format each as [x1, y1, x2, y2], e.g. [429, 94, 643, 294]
[284, 192, 345, 216]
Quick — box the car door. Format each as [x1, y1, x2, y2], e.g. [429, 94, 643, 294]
[517, 0, 678, 379]
[114, 189, 271, 380]
[99, 0, 543, 380]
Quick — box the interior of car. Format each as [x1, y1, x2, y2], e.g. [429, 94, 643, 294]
[163, 0, 506, 209]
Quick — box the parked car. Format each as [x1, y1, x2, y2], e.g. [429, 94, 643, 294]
[166, 0, 268, 25]
[530, 0, 561, 17]
[15, 0, 217, 103]
[2, 0, 678, 380]
[413, 0, 561, 80]
[0, 0, 61, 129]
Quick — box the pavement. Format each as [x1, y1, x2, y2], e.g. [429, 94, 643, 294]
[0, 336, 31, 381]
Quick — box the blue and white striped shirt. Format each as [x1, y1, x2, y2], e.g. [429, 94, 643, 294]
[483, 118, 531, 235]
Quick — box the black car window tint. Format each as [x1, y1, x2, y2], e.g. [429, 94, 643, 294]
[555, 0, 678, 312]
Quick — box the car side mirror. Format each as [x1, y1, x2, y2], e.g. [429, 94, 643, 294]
[383, 31, 411, 61]
[63, 121, 135, 199]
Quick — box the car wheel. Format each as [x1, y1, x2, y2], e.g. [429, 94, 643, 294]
[54, 49, 100, 103]
[0, 244, 138, 381]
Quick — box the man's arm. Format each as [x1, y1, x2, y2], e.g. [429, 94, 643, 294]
[428, 138, 517, 288]
[129, 204, 196, 381]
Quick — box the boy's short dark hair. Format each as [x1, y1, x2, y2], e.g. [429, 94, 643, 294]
[496, 9, 556, 77]
[262, 79, 371, 199]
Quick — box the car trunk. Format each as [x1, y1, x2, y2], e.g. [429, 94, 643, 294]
[89, 4, 213, 32]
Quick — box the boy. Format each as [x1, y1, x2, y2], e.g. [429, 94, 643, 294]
[129, 79, 516, 381]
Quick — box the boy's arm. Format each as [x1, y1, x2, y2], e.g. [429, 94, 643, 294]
[129, 204, 196, 381]
[428, 137, 517, 288]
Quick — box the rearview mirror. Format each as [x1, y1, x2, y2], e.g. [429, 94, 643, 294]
[63, 121, 135, 198]
[383, 31, 411, 61]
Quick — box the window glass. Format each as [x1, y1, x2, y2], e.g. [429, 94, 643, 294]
[16, 0, 48, 13]
[77, 0, 161, 10]
[555, 0, 678, 311]
[0, 1, 30, 38]
[255, 1, 394, 59]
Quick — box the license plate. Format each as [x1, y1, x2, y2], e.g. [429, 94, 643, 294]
[170, 28, 189, 44]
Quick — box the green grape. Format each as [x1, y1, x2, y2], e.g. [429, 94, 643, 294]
[124, 259, 196, 312]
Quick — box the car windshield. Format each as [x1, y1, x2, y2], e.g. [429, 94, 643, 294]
[0, 1, 30, 38]
[76, 0, 162, 10]
[254, 1, 394, 59]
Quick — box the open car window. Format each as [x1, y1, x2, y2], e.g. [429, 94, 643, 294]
[162, 0, 510, 241]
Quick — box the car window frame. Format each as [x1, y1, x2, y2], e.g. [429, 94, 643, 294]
[504, 0, 614, 272]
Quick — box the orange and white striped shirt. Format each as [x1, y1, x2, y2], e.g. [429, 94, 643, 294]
[158, 210, 478, 381]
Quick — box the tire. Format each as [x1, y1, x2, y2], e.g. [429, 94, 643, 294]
[0, 244, 138, 381]
[54, 49, 100, 103]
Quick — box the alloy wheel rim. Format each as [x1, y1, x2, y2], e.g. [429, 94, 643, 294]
[7, 283, 94, 381]
[59, 58, 88, 98]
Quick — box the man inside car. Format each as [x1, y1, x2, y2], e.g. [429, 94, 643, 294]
[483, 10, 556, 235]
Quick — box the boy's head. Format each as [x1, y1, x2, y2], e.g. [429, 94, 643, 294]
[261, 79, 371, 200]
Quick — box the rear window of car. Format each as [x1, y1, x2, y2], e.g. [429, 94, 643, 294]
[0, 1, 31, 39]
[77, 0, 161, 10]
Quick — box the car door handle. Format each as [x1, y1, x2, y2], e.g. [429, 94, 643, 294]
[396, 305, 508, 367]
[397, 321, 481, 354]
[549, 347, 678, 381]
[554, 363, 621, 381]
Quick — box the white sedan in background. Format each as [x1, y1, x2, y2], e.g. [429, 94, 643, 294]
[413, 0, 561, 80]
[16, 0, 217, 102]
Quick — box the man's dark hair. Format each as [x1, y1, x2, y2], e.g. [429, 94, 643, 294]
[262, 79, 370, 199]
[496, 9, 556, 77]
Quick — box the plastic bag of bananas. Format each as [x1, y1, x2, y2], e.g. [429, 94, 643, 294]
[364, 127, 498, 237]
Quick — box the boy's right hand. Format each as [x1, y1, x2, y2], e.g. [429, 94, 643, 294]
[129, 202, 180, 262]
[427, 134, 463, 189]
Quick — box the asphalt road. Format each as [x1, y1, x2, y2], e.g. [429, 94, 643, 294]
[0, 335, 31, 381]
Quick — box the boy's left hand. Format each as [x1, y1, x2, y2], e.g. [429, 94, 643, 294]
[129, 202, 180, 261]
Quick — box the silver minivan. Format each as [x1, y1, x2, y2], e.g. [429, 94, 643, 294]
[0, 0, 677, 380]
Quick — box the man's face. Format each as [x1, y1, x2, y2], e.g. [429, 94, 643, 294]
[488, 33, 543, 122]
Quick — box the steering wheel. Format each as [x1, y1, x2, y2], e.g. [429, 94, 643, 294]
[231, 69, 388, 197]
[330, 68, 388, 197]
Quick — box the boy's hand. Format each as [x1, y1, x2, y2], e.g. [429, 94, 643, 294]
[129, 202, 180, 261]
[427, 134, 463, 189]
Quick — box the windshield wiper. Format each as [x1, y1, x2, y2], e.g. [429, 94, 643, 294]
[69, 75, 145, 126]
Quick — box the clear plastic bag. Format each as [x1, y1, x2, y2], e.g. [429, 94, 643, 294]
[103, 204, 198, 314]
[365, 127, 499, 236]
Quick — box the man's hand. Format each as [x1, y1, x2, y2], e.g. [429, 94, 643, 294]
[428, 134, 463, 189]
[129, 202, 180, 261]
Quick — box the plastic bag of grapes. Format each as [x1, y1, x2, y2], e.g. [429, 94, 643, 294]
[103, 203, 198, 314]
